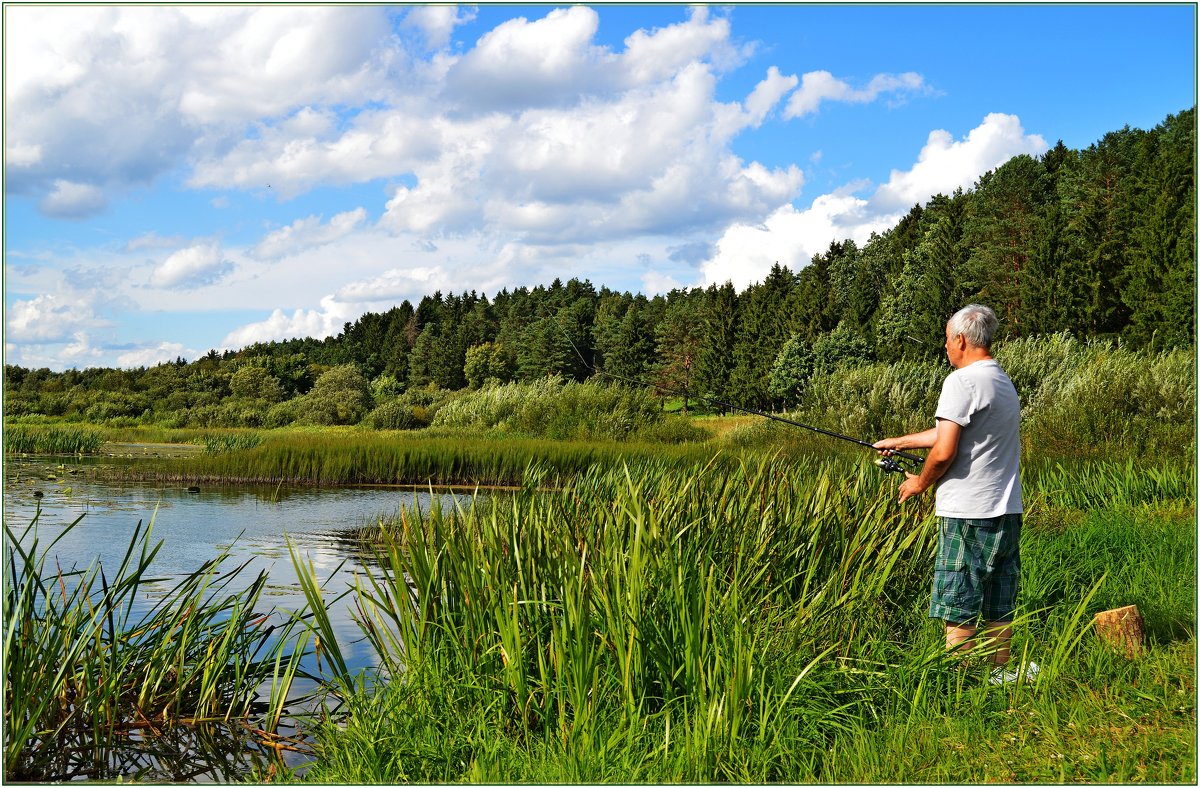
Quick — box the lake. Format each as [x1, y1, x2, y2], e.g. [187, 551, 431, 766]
[4, 454, 477, 727]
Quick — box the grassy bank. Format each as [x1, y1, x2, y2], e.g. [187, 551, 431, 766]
[81, 427, 744, 487]
[290, 455, 1195, 783]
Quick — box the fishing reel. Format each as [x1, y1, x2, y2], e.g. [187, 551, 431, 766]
[873, 454, 920, 475]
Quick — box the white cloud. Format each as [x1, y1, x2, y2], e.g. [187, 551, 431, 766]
[150, 242, 234, 289]
[619, 6, 741, 86]
[701, 113, 1049, 290]
[38, 180, 107, 219]
[401, 5, 476, 50]
[743, 66, 799, 127]
[59, 332, 106, 366]
[116, 342, 190, 368]
[335, 265, 452, 303]
[641, 270, 685, 295]
[441, 7, 610, 110]
[4, 5, 398, 211]
[377, 58, 803, 244]
[870, 112, 1048, 211]
[784, 70, 927, 118]
[6, 291, 111, 343]
[125, 231, 186, 252]
[252, 208, 368, 259]
[6, 142, 42, 167]
[221, 295, 358, 347]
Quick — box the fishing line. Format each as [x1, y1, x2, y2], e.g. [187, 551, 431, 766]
[553, 319, 924, 474]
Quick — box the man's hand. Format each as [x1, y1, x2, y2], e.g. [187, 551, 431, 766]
[897, 471, 927, 502]
[873, 437, 902, 454]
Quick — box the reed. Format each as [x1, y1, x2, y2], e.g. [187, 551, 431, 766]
[202, 431, 264, 454]
[296, 455, 944, 781]
[104, 428, 738, 487]
[3, 424, 104, 455]
[3, 510, 306, 782]
[293, 454, 1195, 783]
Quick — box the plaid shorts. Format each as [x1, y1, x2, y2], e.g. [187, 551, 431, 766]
[930, 513, 1022, 624]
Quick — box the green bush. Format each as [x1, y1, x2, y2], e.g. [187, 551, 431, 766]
[299, 365, 374, 426]
[364, 399, 429, 430]
[432, 377, 666, 441]
[264, 400, 301, 428]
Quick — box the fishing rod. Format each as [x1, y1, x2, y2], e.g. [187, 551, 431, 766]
[554, 321, 924, 474]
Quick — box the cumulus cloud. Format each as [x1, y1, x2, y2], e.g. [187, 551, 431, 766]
[38, 180, 107, 219]
[701, 113, 1049, 290]
[784, 70, 927, 118]
[221, 295, 359, 347]
[58, 332, 106, 366]
[335, 265, 452, 303]
[150, 242, 234, 289]
[116, 341, 190, 368]
[642, 270, 685, 295]
[618, 6, 741, 86]
[4, 5, 398, 212]
[441, 7, 611, 110]
[6, 291, 111, 344]
[870, 112, 1048, 211]
[252, 208, 368, 259]
[380, 58, 803, 243]
[401, 5, 476, 50]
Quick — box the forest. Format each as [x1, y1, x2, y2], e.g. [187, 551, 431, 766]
[5, 107, 1194, 429]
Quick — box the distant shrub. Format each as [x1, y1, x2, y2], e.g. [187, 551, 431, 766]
[365, 400, 429, 430]
[264, 400, 301, 428]
[300, 364, 374, 426]
[432, 377, 666, 441]
[793, 360, 945, 441]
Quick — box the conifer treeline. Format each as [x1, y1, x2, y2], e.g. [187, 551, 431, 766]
[5, 108, 1194, 420]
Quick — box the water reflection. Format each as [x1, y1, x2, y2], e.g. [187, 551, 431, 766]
[5, 457, 474, 662]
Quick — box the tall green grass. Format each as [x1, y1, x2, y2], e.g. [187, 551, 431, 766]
[295, 457, 940, 781]
[203, 431, 264, 454]
[3, 511, 306, 781]
[3, 424, 104, 455]
[108, 429, 737, 487]
[290, 455, 1195, 783]
[996, 334, 1196, 459]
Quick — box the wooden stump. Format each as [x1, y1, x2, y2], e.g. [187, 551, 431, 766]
[1092, 604, 1145, 659]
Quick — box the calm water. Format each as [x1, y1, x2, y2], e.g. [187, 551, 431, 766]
[4, 455, 477, 674]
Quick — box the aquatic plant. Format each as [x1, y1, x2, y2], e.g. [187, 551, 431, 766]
[3, 511, 306, 781]
[3, 425, 104, 455]
[202, 431, 264, 454]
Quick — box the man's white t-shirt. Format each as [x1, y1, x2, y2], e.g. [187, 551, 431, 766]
[933, 359, 1022, 518]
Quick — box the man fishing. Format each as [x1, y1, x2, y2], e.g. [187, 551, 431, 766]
[874, 304, 1036, 684]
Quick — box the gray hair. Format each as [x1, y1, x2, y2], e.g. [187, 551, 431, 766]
[947, 304, 998, 349]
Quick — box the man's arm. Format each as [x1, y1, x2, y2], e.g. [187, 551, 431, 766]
[896, 418, 961, 502]
[873, 427, 938, 452]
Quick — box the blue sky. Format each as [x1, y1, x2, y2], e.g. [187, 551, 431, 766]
[4, 3, 1195, 370]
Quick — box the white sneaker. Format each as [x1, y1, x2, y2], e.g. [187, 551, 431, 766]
[989, 661, 1040, 685]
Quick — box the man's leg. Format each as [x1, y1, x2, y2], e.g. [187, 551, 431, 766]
[979, 621, 1013, 666]
[945, 621, 976, 654]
